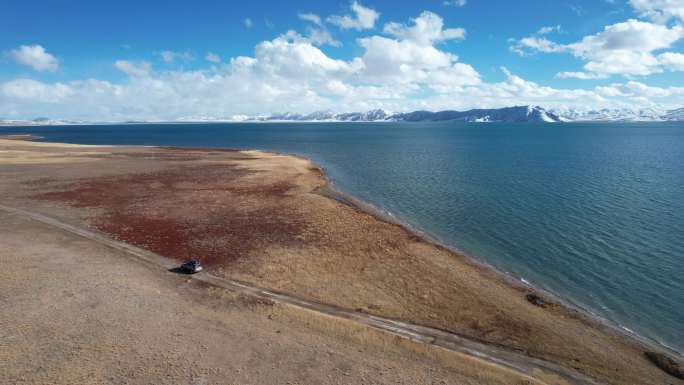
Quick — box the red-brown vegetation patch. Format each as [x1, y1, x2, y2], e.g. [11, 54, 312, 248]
[33, 164, 311, 266]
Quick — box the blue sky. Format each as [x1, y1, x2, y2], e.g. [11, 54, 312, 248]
[2, 0, 684, 120]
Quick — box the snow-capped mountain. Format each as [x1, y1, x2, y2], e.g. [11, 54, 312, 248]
[392, 106, 562, 123]
[0, 117, 88, 126]
[552, 108, 667, 122]
[258, 109, 392, 122]
[253, 105, 684, 123]
[338, 109, 393, 121]
[662, 107, 684, 121]
[3, 106, 684, 126]
[256, 106, 562, 123]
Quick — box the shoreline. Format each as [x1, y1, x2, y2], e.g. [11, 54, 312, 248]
[2, 135, 682, 383]
[308, 153, 682, 359]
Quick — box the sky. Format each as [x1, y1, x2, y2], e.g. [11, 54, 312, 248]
[2, 0, 684, 120]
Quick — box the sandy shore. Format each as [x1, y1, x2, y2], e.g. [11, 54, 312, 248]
[0, 138, 682, 384]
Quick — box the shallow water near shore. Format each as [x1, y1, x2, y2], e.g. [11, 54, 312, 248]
[3, 121, 683, 353]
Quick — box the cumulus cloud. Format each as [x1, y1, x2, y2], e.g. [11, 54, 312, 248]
[658, 51, 684, 71]
[509, 25, 564, 56]
[511, 19, 684, 78]
[1, 79, 71, 102]
[629, 0, 684, 23]
[299, 12, 341, 47]
[244, 18, 253, 28]
[2, 10, 684, 120]
[566, 20, 684, 77]
[510, 36, 564, 56]
[383, 11, 465, 45]
[568, 20, 682, 57]
[327, 1, 379, 31]
[512, 0, 684, 78]
[307, 28, 342, 47]
[359, 34, 478, 86]
[353, 11, 478, 91]
[450, 68, 684, 111]
[248, 31, 359, 78]
[3, 64, 684, 120]
[7, 45, 59, 72]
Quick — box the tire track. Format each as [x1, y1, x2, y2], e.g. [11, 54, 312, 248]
[0, 204, 601, 385]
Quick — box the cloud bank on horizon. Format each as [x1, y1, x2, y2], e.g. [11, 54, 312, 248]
[2, 0, 684, 120]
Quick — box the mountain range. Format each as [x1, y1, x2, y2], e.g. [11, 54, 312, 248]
[2, 106, 684, 125]
[253, 106, 684, 123]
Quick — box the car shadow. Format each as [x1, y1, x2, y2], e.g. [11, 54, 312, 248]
[168, 267, 192, 275]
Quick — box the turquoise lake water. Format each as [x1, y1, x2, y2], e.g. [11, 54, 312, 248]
[3, 122, 682, 352]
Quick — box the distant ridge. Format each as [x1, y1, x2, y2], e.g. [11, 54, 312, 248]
[392, 106, 561, 123]
[258, 106, 562, 123]
[3, 105, 684, 125]
[662, 107, 684, 121]
[249, 105, 683, 123]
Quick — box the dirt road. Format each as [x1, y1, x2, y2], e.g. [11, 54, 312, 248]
[0, 204, 599, 385]
[0, 209, 538, 385]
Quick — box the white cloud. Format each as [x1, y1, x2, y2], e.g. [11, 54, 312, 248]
[299, 12, 322, 26]
[383, 11, 465, 45]
[8, 45, 59, 72]
[327, 1, 379, 31]
[300, 11, 340, 46]
[114, 60, 152, 77]
[556, 71, 608, 80]
[159, 50, 194, 62]
[2, 11, 684, 120]
[455, 68, 684, 110]
[510, 37, 564, 56]
[595, 80, 684, 99]
[443, 0, 467, 6]
[250, 31, 359, 78]
[629, 0, 684, 23]
[568, 20, 682, 57]
[537, 25, 562, 35]
[658, 51, 684, 70]
[359, 35, 479, 86]
[512, 19, 684, 77]
[205, 52, 221, 63]
[566, 19, 684, 77]
[3, 64, 684, 120]
[308, 28, 342, 47]
[509, 25, 564, 56]
[1, 79, 71, 102]
[244, 18, 253, 28]
[355, 11, 478, 90]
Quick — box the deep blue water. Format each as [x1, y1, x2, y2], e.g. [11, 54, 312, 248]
[3, 122, 683, 352]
